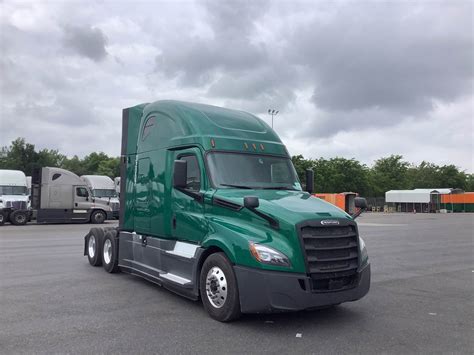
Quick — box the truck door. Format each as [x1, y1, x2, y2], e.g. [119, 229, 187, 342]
[73, 186, 92, 221]
[170, 148, 207, 244]
[74, 186, 91, 209]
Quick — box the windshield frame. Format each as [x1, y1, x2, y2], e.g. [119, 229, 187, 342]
[92, 189, 118, 198]
[204, 150, 301, 191]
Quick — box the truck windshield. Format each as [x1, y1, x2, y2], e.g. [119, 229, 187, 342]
[92, 189, 117, 198]
[207, 152, 302, 190]
[0, 185, 27, 195]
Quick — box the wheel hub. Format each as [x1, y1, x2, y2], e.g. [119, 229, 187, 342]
[88, 235, 96, 258]
[205, 266, 228, 309]
[103, 239, 112, 264]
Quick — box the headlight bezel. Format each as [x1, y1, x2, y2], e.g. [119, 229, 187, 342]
[249, 242, 291, 267]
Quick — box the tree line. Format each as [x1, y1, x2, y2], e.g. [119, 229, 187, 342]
[292, 155, 473, 197]
[1, 138, 472, 196]
[0, 138, 119, 178]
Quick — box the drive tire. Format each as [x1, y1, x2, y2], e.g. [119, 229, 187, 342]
[102, 230, 120, 273]
[0, 212, 5, 226]
[87, 228, 104, 266]
[90, 210, 106, 224]
[200, 252, 241, 322]
[10, 210, 28, 225]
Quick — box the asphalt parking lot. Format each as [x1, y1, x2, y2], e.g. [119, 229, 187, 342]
[0, 213, 472, 354]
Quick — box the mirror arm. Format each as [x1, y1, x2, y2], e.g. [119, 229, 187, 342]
[351, 208, 366, 219]
[176, 187, 203, 202]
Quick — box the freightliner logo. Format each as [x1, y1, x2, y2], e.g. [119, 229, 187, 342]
[320, 220, 340, 226]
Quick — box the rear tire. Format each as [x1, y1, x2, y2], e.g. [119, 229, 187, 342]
[200, 252, 241, 322]
[90, 210, 106, 224]
[87, 228, 104, 266]
[102, 230, 120, 273]
[10, 210, 28, 225]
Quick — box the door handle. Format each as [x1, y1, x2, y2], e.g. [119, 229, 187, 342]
[75, 203, 78, 207]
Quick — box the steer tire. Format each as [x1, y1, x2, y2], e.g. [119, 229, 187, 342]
[87, 228, 104, 266]
[102, 230, 120, 273]
[200, 252, 241, 322]
[90, 210, 106, 224]
[10, 210, 28, 226]
[0, 212, 5, 226]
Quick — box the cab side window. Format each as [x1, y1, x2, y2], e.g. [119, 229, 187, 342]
[180, 155, 201, 191]
[76, 187, 89, 198]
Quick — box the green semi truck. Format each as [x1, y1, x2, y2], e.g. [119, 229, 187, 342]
[84, 100, 370, 321]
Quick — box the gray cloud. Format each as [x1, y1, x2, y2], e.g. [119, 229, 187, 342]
[289, 3, 473, 114]
[0, 0, 472, 171]
[63, 26, 108, 61]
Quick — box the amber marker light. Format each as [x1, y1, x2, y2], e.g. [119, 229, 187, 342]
[244, 142, 249, 149]
[252, 143, 257, 150]
[260, 144, 265, 150]
[249, 242, 262, 262]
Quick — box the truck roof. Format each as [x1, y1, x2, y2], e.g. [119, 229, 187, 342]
[81, 175, 115, 190]
[123, 100, 288, 156]
[0, 170, 27, 186]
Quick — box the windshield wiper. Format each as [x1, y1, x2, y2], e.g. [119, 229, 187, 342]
[262, 186, 299, 191]
[220, 184, 254, 189]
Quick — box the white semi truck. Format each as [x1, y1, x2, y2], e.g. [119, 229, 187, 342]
[81, 175, 120, 219]
[0, 169, 31, 225]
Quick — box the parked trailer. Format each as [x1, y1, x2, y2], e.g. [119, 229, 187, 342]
[81, 175, 120, 218]
[31, 167, 114, 224]
[84, 100, 370, 321]
[0, 169, 31, 225]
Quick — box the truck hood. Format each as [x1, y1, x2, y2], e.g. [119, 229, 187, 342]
[0, 195, 29, 202]
[213, 189, 352, 225]
[0, 195, 29, 209]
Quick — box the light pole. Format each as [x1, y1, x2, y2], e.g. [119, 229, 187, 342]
[268, 109, 279, 128]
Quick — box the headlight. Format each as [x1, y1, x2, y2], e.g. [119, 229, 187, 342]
[249, 242, 290, 267]
[359, 237, 369, 266]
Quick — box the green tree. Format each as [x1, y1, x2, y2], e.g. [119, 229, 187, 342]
[437, 165, 467, 189]
[369, 155, 410, 196]
[0, 138, 38, 175]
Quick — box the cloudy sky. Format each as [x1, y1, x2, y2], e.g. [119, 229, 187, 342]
[1, 0, 473, 171]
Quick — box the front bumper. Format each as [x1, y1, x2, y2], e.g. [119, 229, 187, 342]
[234, 263, 370, 313]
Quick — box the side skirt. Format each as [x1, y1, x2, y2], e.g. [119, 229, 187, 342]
[117, 231, 205, 300]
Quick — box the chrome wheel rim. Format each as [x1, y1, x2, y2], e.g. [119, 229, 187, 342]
[16, 214, 26, 224]
[103, 239, 112, 265]
[206, 266, 228, 308]
[88, 235, 96, 258]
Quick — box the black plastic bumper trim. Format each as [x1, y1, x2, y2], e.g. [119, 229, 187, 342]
[234, 263, 370, 313]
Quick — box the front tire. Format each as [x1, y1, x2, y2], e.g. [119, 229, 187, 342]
[90, 210, 106, 224]
[102, 230, 120, 273]
[10, 210, 28, 225]
[0, 212, 5, 226]
[200, 252, 241, 322]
